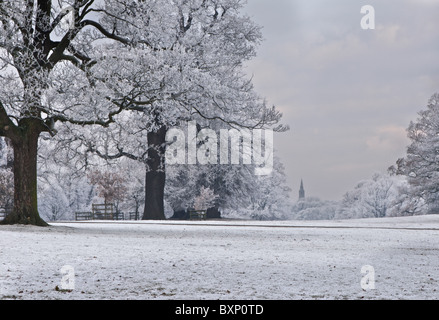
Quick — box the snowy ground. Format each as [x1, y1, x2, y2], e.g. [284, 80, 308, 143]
[0, 215, 438, 300]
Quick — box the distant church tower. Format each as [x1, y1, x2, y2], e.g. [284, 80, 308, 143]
[299, 179, 305, 200]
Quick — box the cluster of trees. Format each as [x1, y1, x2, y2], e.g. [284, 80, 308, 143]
[5, 87, 439, 222]
[1, 1, 437, 225]
[0, 137, 293, 221]
[291, 172, 426, 221]
[291, 196, 338, 221]
[5, 88, 439, 222]
[293, 93, 439, 220]
[0, 0, 288, 225]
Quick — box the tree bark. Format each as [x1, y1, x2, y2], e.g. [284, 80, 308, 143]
[1, 120, 47, 226]
[142, 126, 167, 220]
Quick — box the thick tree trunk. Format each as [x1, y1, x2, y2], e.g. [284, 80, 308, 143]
[1, 123, 47, 226]
[142, 126, 167, 220]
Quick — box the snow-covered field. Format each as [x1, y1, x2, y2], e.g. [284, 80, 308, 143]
[1, 215, 438, 300]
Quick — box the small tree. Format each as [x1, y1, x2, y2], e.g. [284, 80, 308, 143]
[193, 186, 218, 211]
[88, 170, 128, 209]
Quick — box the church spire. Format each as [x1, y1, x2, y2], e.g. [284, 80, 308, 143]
[299, 179, 305, 200]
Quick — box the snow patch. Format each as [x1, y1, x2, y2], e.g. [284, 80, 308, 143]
[1, 215, 438, 300]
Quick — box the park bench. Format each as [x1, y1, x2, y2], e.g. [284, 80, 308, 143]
[0, 208, 11, 220]
[74, 204, 134, 221]
[75, 204, 125, 221]
[189, 210, 207, 220]
[75, 212, 93, 221]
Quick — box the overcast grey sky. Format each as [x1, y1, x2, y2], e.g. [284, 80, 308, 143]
[243, 0, 439, 200]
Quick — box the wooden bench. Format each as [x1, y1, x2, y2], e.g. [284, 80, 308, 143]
[0, 208, 11, 220]
[129, 212, 140, 220]
[75, 204, 126, 221]
[75, 212, 93, 221]
[189, 210, 207, 220]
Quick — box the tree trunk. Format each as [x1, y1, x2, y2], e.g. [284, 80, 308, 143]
[142, 126, 167, 220]
[1, 123, 47, 226]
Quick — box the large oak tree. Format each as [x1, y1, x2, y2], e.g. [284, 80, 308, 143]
[0, 0, 155, 225]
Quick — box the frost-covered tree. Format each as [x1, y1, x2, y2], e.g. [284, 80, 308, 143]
[193, 186, 218, 211]
[0, 137, 13, 168]
[0, 1, 154, 225]
[165, 163, 198, 213]
[38, 168, 94, 221]
[204, 154, 291, 220]
[39, 130, 147, 220]
[37, 133, 96, 220]
[0, 137, 13, 212]
[247, 156, 292, 220]
[291, 197, 338, 221]
[0, 167, 13, 212]
[46, 0, 286, 221]
[336, 183, 365, 219]
[393, 93, 439, 213]
[335, 173, 401, 219]
[118, 158, 145, 218]
[385, 174, 426, 217]
[165, 149, 291, 220]
[361, 173, 395, 218]
[88, 169, 127, 207]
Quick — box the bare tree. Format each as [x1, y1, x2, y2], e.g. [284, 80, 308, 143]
[88, 169, 127, 208]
